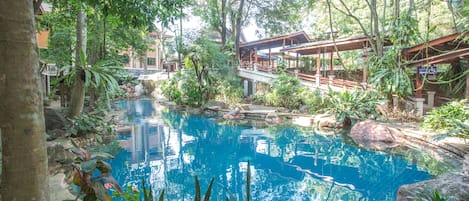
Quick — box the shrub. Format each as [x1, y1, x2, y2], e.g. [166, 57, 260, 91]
[326, 89, 386, 126]
[160, 71, 204, 107]
[302, 89, 330, 114]
[422, 99, 469, 138]
[68, 111, 116, 142]
[161, 72, 183, 104]
[266, 73, 304, 109]
[70, 144, 122, 200]
[216, 79, 244, 106]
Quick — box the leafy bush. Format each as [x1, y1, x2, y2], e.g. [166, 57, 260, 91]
[302, 89, 330, 114]
[161, 77, 183, 105]
[251, 92, 267, 105]
[422, 99, 469, 138]
[326, 89, 386, 125]
[216, 79, 244, 106]
[161, 71, 204, 107]
[266, 73, 304, 109]
[70, 144, 122, 200]
[69, 112, 116, 140]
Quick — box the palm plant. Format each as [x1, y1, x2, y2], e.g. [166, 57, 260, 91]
[327, 89, 386, 126]
[59, 51, 123, 108]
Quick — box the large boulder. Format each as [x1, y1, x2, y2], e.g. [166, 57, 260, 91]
[348, 120, 400, 150]
[313, 114, 342, 129]
[397, 174, 469, 201]
[44, 108, 69, 131]
[205, 100, 226, 110]
[223, 108, 245, 120]
[47, 129, 68, 141]
[47, 141, 74, 169]
[265, 112, 282, 124]
[463, 154, 469, 176]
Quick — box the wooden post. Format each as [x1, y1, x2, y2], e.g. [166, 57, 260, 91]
[316, 50, 321, 75]
[268, 47, 271, 67]
[329, 50, 334, 75]
[416, 67, 422, 98]
[466, 57, 469, 98]
[362, 45, 368, 83]
[296, 52, 299, 69]
[254, 47, 258, 65]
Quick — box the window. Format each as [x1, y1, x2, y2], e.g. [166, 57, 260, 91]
[147, 57, 156, 65]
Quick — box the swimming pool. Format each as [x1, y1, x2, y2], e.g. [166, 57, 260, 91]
[108, 99, 448, 200]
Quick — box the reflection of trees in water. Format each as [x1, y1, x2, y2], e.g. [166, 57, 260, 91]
[111, 100, 444, 200]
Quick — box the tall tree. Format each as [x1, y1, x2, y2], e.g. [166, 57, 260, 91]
[68, 5, 87, 118]
[234, 0, 246, 60]
[0, 0, 49, 200]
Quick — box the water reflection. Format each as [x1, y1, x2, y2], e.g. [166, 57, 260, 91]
[111, 100, 440, 201]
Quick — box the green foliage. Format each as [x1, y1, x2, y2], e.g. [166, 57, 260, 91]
[368, 13, 419, 100]
[161, 71, 204, 107]
[412, 189, 449, 201]
[161, 78, 183, 105]
[422, 99, 469, 138]
[162, 37, 234, 107]
[266, 73, 304, 109]
[430, 190, 447, 201]
[113, 180, 164, 201]
[302, 89, 330, 114]
[216, 79, 244, 106]
[68, 111, 116, 142]
[70, 144, 122, 201]
[368, 53, 413, 99]
[326, 89, 386, 125]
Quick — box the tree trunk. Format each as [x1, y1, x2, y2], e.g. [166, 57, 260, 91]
[221, 0, 227, 46]
[69, 7, 87, 118]
[178, 7, 183, 68]
[370, 0, 383, 56]
[234, 0, 245, 64]
[0, 1, 49, 200]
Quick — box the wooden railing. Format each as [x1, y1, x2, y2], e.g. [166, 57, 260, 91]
[285, 70, 362, 89]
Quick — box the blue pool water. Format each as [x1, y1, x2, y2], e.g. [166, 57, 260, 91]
[108, 100, 440, 201]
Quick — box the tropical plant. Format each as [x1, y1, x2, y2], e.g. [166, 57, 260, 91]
[216, 79, 244, 106]
[114, 180, 164, 201]
[68, 111, 116, 142]
[326, 89, 386, 126]
[368, 13, 419, 101]
[422, 99, 469, 139]
[302, 89, 330, 114]
[367, 52, 414, 100]
[266, 73, 305, 109]
[70, 143, 123, 200]
[59, 53, 123, 108]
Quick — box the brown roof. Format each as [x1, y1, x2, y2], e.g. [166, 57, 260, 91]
[239, 31, 310, 50]
[281, 35, 392, 55]
[406, 47, 469, 66]
[403, 32, 469, 61]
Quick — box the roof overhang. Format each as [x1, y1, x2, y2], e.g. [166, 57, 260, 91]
[403, 32, 469, 60]
[406, 47, 469, 67]
[239, 31, 310, 51]
[281, 35, 392, 55]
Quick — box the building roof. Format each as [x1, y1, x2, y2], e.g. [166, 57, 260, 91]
[403, 32, 469, 63]
[406, 47, 469, 66]
[239, 31, 310, 50]
[281, 35, 392, 55]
